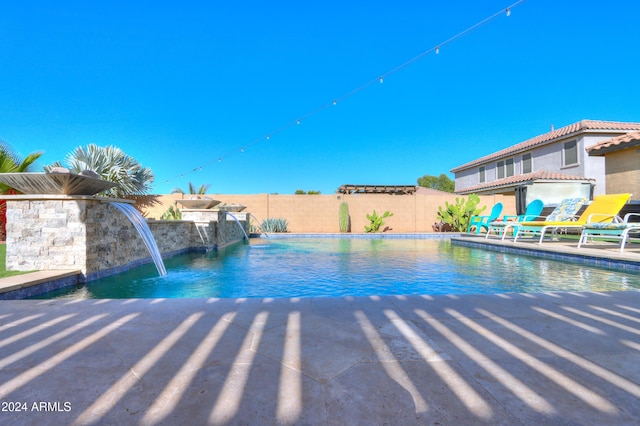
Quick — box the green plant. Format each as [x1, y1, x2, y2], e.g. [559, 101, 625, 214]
[417, 173, 455, 193]
[261, 218, 289, 233]
[0, 139, 43, 194]
[45, 144, 154, 198]
[339, 202, 350, 233]
[172, 182, 211, 195]
[436, 194, 486, 232]
[364, 210, 393, 233]
[160, 202, 182, 220]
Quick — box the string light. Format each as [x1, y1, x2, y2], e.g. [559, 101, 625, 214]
[161, 0, 527, 187]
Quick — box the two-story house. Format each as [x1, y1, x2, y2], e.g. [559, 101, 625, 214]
[450, 120, 640, 212]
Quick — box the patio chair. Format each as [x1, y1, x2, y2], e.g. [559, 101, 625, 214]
[578, 213, 640, 252]
[485, 199, 544, 239]
[467, 202, 503, 234]
[502, 197, 586, 241]
[513, 193, 631, 244]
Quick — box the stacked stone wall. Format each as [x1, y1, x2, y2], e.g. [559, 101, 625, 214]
[3, 196, 249, 280]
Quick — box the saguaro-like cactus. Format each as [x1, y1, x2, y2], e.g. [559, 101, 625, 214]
[339, 202, 350, 233]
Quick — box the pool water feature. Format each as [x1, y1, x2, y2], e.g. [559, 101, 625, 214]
[112, 202, 167, 276]
[32, 238, 640, 299]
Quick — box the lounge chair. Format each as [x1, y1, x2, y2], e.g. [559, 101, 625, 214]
[468, 202, 503, 234]
[502, 197, 586, 241]
[514, 193, 631, 244]
[578, 213, 640, 252]
[485, 199, 544, 239]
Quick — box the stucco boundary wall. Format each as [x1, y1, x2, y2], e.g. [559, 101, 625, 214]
[2, 196, 250, 281]
[147, 193, 515, 233]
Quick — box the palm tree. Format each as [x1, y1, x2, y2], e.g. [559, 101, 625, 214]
[45, 144, 154, 198]
[0, 139, 43, 194]
[0, 139, 44, 240]
[172, 182, 211, 196]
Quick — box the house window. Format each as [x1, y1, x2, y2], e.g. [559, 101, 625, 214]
[506, 158, 514, 177]
[563, 140, 578, 166]
[479, 166, 485, 183]
[497, 161, 505, 179]
[522, 153, 532, 174]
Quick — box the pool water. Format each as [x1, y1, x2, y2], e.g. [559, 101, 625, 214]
[33, 238, 640, 299]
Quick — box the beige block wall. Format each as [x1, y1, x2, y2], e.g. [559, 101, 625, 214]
[145, 193, 516, 233]
[603, 148, 640, 200]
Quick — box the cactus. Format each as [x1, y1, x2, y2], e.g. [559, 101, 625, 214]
[436, 194, 485, 231]
[364, 210, 393, 233]
[338, 202, 350, 233]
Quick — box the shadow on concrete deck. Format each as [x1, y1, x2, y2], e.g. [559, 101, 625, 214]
[1, 292, 639, 424]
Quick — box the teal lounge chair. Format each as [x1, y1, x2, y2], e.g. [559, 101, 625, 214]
[468, 202, 503, 234]
[578, 213, 640, 252]
[485, 199, 544, 239]
[502, 197, 586, 241]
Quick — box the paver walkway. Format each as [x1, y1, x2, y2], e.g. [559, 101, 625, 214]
[1, 291, 639, 425]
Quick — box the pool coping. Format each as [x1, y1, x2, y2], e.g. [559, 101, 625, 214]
[0, 270, 82, 299]
[452, 235, 640, 272]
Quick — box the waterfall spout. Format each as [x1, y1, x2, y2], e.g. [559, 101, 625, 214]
[225, 212, 249, 241]
[112, 202, 167, 276]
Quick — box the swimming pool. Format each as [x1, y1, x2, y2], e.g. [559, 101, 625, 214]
[32, 238, 640, 299]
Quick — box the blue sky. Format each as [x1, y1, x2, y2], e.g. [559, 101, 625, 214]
[2, 1, 639, 194]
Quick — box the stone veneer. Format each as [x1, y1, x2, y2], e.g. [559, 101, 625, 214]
[2, 195, 250, 281]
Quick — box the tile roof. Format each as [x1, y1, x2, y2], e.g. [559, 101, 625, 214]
[586, 130, 640, 155]
[456, 170, 595, 195]
[451, 120, 640, 172]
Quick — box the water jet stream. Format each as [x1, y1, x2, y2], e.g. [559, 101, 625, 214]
[112, 202, 167, 276]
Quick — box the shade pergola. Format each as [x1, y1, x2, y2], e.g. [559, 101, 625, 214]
[336, 184, 417, 195]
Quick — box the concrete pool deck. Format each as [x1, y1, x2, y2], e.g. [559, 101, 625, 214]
[1, 291, 639, 425]
[1, 236, 639, 424]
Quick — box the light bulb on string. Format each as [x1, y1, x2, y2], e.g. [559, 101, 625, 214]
[169, 1, 526, 184]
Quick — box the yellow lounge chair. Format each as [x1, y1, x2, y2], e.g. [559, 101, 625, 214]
[513, 193, 631, 244]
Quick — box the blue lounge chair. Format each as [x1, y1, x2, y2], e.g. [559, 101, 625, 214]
[485, 199, 544, 239]
[502, 197, 586, 242]
[467, 202, 503, 234]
